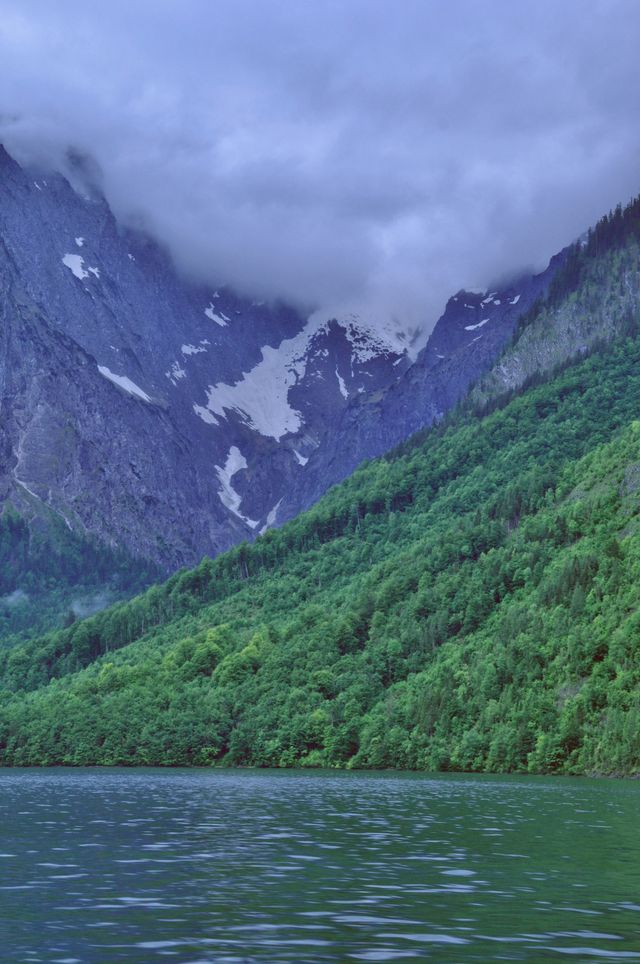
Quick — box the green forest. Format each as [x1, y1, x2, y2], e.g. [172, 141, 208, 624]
[0, 505, 158, 643]
[1, 334, 640, 773]
[1, 199, 639, 775]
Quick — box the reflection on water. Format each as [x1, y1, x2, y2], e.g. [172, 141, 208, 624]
[0, 769, 638, 962]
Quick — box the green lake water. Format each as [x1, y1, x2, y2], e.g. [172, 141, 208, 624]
[0, 769, 638, 962]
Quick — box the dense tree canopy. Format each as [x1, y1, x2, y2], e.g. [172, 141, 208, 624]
[1, 197, 639, 774]
[1, 328, 639, 773]
[0, 507, 157, 643]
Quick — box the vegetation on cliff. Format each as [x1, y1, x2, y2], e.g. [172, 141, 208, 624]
[0, 507, 157, 643]
[1, 329, 639, 773]
[1, 198, 639, 774]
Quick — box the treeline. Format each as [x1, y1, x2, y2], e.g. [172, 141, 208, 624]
[3, 329, 639, 696]
[0, 326, 639, 773]
[480, 193, 640, 361]
[547, 194, 640, 307]
[1, 202, 640, 773]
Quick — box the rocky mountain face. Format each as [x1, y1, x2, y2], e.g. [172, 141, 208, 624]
[470, 239, 640, 407]
[1, 144, 564, 570]
[279, 258, 564, 519]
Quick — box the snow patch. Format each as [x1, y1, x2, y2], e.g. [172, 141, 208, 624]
[128, 253, 136, 262]
[62, 254, 100, 280]
[340, 313, 406, 362]
[181, 343, 207, 356]
[205, 304, 229, 326]
[510, 294, 521, 305]
[335, 368, 349, 399]
[197, 321, 319, 440]
[464, 318, 489, 332]
[166, 362, 187, 385]
[33, 181, 42, 191]
[62, 254, 89, 279]
[193, 404, 218, 425]
[260, 498, 283, 535]
[196, 311, 404, 442]
[293, 449, 309, 466]
[98, 366, 151, 402]
[74, 237, 85, 248]
[215, 447, 258, 528]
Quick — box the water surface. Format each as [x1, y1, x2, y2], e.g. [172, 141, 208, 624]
[0, 769, 638, 962]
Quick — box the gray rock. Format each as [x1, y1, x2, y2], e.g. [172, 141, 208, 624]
[0, 143, 566, 571]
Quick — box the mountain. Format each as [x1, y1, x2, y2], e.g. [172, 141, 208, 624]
[0, 145, 405, 571]
[280, 258, 563, 518]
[1, 143, 563, 586]
[1, 203, 639, 774]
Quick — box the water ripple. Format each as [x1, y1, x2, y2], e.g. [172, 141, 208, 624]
[0, 768, 638, 962]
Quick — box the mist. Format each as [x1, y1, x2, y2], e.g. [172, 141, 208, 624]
[0, 588, 29, 607]
[71, 591, 114, 620]
[1, 0, 639, 335]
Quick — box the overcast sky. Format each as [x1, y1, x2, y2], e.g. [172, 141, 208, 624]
[1, 0, 639, 338]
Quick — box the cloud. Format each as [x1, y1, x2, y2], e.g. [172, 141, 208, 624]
[0, 588, 29, 607]
[1, 0, 639, 337]
[71, 590, 113, 619]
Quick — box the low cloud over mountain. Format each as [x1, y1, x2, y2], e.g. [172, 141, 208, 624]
[2, 0, 639, 336]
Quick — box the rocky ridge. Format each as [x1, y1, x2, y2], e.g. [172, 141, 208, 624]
[1, 143, 570, 570]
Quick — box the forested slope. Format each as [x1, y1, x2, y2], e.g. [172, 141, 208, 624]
[472, 199, 640, 405]
[1, 318, 639, 773]
[0, 505, 158, 643]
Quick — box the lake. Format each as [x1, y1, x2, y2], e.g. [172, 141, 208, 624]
[0, 769, 638, 962]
